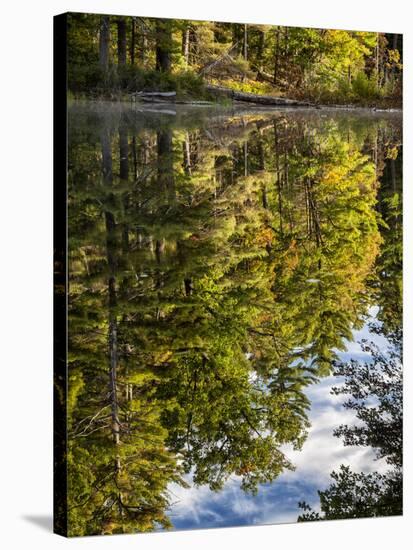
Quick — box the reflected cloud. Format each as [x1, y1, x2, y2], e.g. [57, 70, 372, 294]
[168, 371, 389, 529]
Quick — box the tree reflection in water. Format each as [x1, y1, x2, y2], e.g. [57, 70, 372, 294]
[299, 142, 402, 521]
[64, 103, 402, 535]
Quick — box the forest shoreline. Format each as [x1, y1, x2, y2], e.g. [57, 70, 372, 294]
[68, 14, 402, 112]
[69, 95, 403, 113]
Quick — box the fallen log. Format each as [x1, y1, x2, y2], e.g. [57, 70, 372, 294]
[134, 91, 177, 97]
[252, 67, 290, 89]
[132, 91, 177, 103]
[140, 96, 174, 103]
[254, 68, 276, 85]
[136, 107, 177, 116]
[175, 100, 214, 105]
[205, 84, 313, 106]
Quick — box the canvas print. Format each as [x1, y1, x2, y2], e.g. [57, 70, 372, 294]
[53, 12, 403, 537]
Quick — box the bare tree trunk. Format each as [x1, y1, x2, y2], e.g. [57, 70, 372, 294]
[391, 158, 397, 192]
[184, 278, 193, 296]
[243, 24, 248, 60]
[257, 138, 268, 208]
[101, 128, 120, 447]
[132, 135, 138, 179]
[232, 24, 238, 53]
[108, 268, 119, 447]
[99, 16, 110, 70]
[189, 28, 198, 64]
[273, 122, 283, 236]
[183, 26, 190, 68]
[130, 18, 136, 65]
[183, 133, 192, 175]
[119, 124, 129, 181]
[154, 238, 165, 299]
[232, 23, 243, 56]
[283, 27, 289, 85]
[117, 18, 127, 66]
[157, 129, 175, 200]
[376, 33, 380, 89]
[119, 121, 129, 253]
[274, 27, 280, 85]
[257, 30, 265, 71]
[141, 21, 147, 64]
[156, 19, 172, 72]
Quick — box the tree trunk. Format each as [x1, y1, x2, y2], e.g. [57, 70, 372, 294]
[141, 21, 147, 64]
[243, 24, 248, 61]
[99, 16, 110, 70]
[183, 26, 190, 68]
[101, 128, 120, 447]
[273, 122, 283, 236]
[156, 19, 172, 72]
[157, 129, 175, 200]
[108, 267, 119, 447]
[391, 158, 397, 192]
[257, 138, 267, 208]
[130, 18, 136, 65]
[119, 122, 129, 253]
[184, 278, 193, 296]
[284, 27, 289, 58]
[232, 23, 242, 56]
[117, 18, 127, 66]
[183, 133, 192, 175]
[119, 124, 129, 181]
[376, 33, 380, 89]
[257, 30, 265, 71]
[244, 141, 248, 177]
[132, 135, 138, 179]
[274, 27, 280, 85]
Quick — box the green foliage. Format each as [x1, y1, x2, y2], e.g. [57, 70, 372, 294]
[210, 77, 278, 96]
[351, 71, 379, 99]
[370, 151, 402, 339]
[298, 466, 402, 521]
[298, 327, 403, 521]
[69, 62, 209, 100]
[66, 13, 402, 106]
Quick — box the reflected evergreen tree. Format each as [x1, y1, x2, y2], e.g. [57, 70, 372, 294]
[298, 333, 402, 521]
[370, 148, 402, 341]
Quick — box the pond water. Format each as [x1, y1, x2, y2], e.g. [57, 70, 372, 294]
[66, 101, 402, 536]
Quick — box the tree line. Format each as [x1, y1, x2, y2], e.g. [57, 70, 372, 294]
[67, 13, 402, 106]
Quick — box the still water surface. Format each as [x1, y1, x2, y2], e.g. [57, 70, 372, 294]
[67, 102, 402, 535]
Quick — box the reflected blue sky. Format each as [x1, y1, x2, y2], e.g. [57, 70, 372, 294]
[167, 312, 389, 530]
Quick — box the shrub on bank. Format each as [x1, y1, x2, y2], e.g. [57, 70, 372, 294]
[68, 63, 210, 100]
